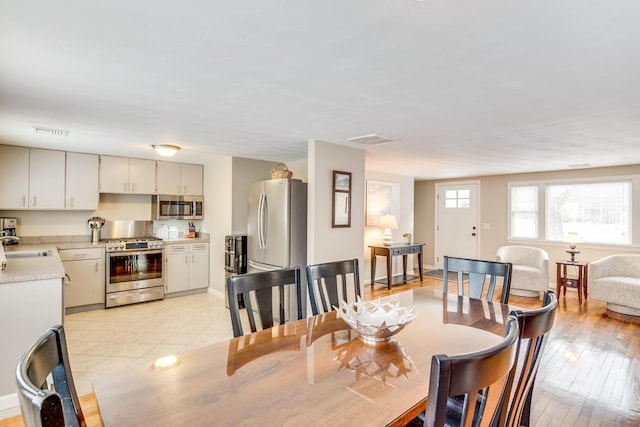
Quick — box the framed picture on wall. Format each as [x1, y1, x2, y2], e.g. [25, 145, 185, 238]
[365, 180, 400, 226]
[332, 171, 351, 228]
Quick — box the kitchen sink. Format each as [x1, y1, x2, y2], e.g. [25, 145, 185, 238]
[5, 249, 52, 258]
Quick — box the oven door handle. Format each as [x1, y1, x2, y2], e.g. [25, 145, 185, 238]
[107, 249, 164, 257]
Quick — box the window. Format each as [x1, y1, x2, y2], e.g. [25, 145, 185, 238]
[445, 189, 470, 208]
[546, 181, 630, 245]
[509, 178, 633, 246]
[510, 185, 538, 239]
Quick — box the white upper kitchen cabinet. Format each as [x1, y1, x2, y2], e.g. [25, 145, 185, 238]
[100, 155, 156, 194]
[156, 161, 203, 195]
[0, 145, 29, 209]
[66, 152, 99, 210]
[29, 148, 66, 209]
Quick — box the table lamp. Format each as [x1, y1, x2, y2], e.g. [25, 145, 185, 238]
[378, 214, 398, 246]
[564, 232, 582, 262]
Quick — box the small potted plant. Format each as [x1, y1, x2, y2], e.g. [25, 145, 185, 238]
[402, 233, 412, 244]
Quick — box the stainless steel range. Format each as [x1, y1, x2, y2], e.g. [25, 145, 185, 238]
[102, 221, 165, 308]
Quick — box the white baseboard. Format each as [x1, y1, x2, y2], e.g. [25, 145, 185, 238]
[207, 287, 224, 300]
[0, 392, 18, 412]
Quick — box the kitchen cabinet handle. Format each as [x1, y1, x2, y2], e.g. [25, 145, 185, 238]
[95, 261, 99, 273]
[21, 195, 26, 207]
[184, 185, 188, 194]
[131, 182, 136, 192]
[177, 184, 181, 194]
[32, 196, 37, 207]
[124, 182, 128, 192]
[64, 273, 72, 286]
[68, 197, 74, 208]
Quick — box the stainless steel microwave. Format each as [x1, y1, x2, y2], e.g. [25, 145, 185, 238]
[152, 195, 204, 220]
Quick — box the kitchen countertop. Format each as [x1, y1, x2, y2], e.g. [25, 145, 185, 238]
[0, 243, 66, 284]
[0, 236, 210, 285]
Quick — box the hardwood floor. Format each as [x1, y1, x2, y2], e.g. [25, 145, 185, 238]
[368, 275, 640, 426]
[3, 275, 638, 426]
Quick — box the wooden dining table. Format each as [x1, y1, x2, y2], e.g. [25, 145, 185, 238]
[92, 289, 513, 426]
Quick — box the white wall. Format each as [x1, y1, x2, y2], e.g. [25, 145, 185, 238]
[364, 171, 415, 283]
[307, 140, 365, 269]
[202, 157, 232, 297]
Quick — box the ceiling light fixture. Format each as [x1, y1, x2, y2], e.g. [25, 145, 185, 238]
[152, 144, 180, 157]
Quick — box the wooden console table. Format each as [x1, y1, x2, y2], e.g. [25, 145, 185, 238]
[370, 243, 424, 290]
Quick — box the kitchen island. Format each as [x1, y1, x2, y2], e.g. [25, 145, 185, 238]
[0, 243, 65, 408]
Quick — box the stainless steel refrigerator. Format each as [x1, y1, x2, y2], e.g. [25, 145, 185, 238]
[247, 178, 307, 316]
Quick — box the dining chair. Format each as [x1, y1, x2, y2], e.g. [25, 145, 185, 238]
[306, 258, 361, 315]
[227, 266, 303, 337]
[443, 256, 513, 304]
[16, 324, 86, 427]
[422, 315, 520, 427]
[504, 290, 558, 427]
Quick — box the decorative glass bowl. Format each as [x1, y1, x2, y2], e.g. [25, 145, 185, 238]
[334, 297, 417, 345]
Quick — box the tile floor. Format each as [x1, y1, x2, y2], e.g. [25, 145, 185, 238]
[1, 292, 234, 420]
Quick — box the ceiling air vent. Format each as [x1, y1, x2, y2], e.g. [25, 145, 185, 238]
[32, 126, 69, 136]
[347, 133, 394, 146]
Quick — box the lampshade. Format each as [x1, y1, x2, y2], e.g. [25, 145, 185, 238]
[378, 214, 398, 246]
[564, 231, 582, 262]
[152, 144, 180, 157]
[378, 214, 398, 230]
[564, 232, 582, 249]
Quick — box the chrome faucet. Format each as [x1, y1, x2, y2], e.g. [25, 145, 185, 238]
[0, 235, 20, 245]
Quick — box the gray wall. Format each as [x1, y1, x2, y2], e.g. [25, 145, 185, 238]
[414, 164, 640, 284]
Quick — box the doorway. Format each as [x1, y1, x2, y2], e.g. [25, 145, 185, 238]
[435, 181, 480, 270]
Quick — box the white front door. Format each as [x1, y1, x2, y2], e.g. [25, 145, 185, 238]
[435, 181, 480, 270]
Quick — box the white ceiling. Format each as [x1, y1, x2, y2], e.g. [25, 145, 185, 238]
[1, 0, 640, 180]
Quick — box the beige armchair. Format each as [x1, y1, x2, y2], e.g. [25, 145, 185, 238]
[588, 254, 640, 317]
[496, 246, 549, 298]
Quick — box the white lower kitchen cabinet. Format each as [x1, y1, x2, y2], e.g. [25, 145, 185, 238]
[165, 242, 209, 294]
[60, 248, 105, 309]
[188, 243, 210, 289]
[165, 244, 189, 293]
[0, 278, 63, 397]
